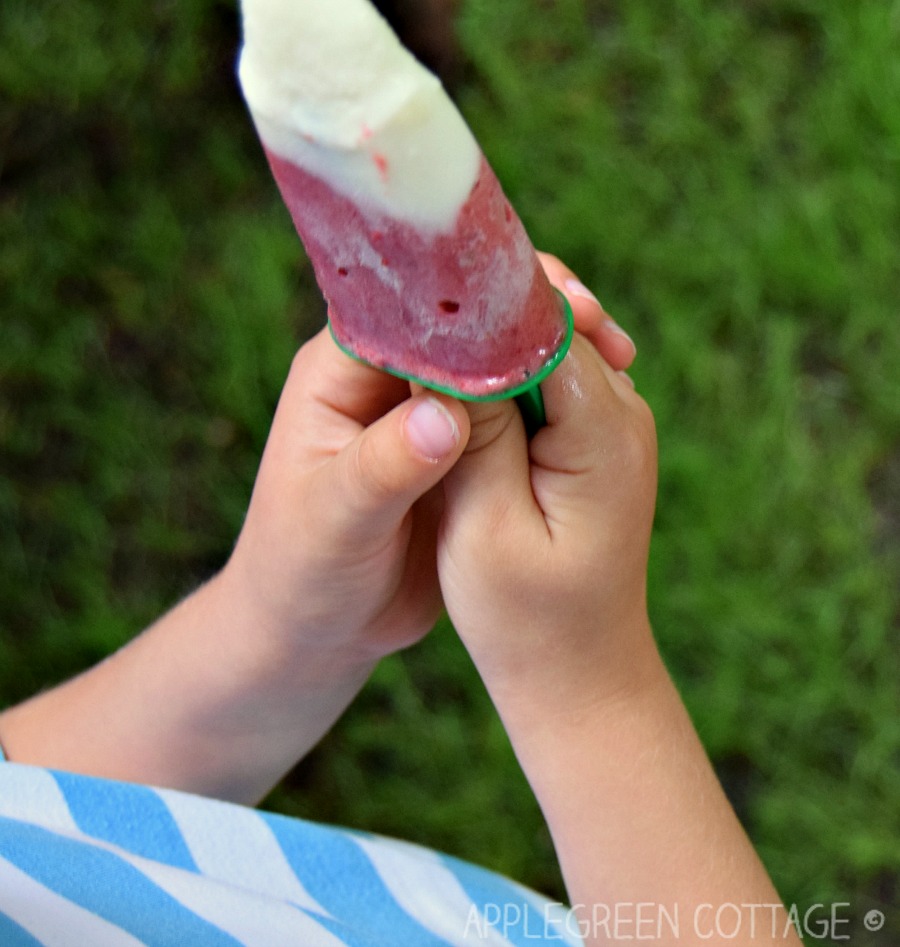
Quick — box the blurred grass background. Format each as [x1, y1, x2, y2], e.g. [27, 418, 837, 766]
[1, 0, 898, 942]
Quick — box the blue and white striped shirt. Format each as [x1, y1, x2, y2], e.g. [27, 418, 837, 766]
[0, 757, 581, 946]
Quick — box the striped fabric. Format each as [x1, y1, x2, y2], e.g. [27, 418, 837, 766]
[0, 761, 582, 946]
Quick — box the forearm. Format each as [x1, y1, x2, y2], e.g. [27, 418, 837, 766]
[0, 571, 375, 804]
[491, 624, 801, 947]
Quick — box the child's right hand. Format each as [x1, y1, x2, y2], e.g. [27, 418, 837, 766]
[436, 307, 800, 947]
[437, 330, 659, 728]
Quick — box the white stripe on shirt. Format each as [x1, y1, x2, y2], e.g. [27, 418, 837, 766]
[352, 833, 518, 947]
[159, 788, 330, 918]
[0, 766, 342, 946]
[0, 854, 145, 947]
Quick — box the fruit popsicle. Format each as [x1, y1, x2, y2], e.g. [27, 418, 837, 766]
[238, 0, 572, 399]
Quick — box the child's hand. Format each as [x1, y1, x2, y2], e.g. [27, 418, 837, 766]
[536, 252, 638, 374]
[437, 328, 658, 723]
[0, 258, 639, 804]
[0, 329, 475, 801]
[219, 328, 471, 667]
[218, 253, 629, 675]
[435, 314, 799, 944]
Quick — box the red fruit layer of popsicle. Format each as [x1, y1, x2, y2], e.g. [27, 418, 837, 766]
[266, 148, 568, 398]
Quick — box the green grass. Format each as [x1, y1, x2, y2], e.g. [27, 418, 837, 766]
[2, 1, 898, 942]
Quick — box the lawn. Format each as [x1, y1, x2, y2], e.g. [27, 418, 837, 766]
[1, 1, 898, 943]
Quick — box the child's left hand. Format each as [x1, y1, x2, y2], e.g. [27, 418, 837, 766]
[0, 328, 473, 801]
[219, 327, 471, 666]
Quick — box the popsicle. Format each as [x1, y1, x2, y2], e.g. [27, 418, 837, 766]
[238, 0, 572, 405]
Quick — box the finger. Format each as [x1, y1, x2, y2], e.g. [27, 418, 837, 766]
[441, 398, 540, 543]
[533, 334, 654, 481]
[536, 252, 637, 372]
[323, 393, 470, 543]
[290, 328, 412, 427]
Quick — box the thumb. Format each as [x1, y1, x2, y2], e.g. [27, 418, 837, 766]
[441, 398, 541, 544]
[325, 394, 470, 542]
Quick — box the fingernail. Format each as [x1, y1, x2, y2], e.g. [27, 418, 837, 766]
[617, 370, 636, 389]
[406, 398, 460, 460]
[564, 278, 602, 308]
[605, 319, 636, 356]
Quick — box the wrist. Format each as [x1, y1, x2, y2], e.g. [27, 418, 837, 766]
[506, 634, 671, 758]
[458, 606, 664, 743]
[143, 573, 377, 801]
[212, 558, 385, 682]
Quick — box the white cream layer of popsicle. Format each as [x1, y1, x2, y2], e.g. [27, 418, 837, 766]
[238, 0, 480, 232]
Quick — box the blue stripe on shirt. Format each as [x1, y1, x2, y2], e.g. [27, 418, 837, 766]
[0, 819, 242, 947]
[439, 852, 581, 947]
[0, 908, 44, 947]
[51, 769, 198, 871]
[263, 812, 452, 946]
